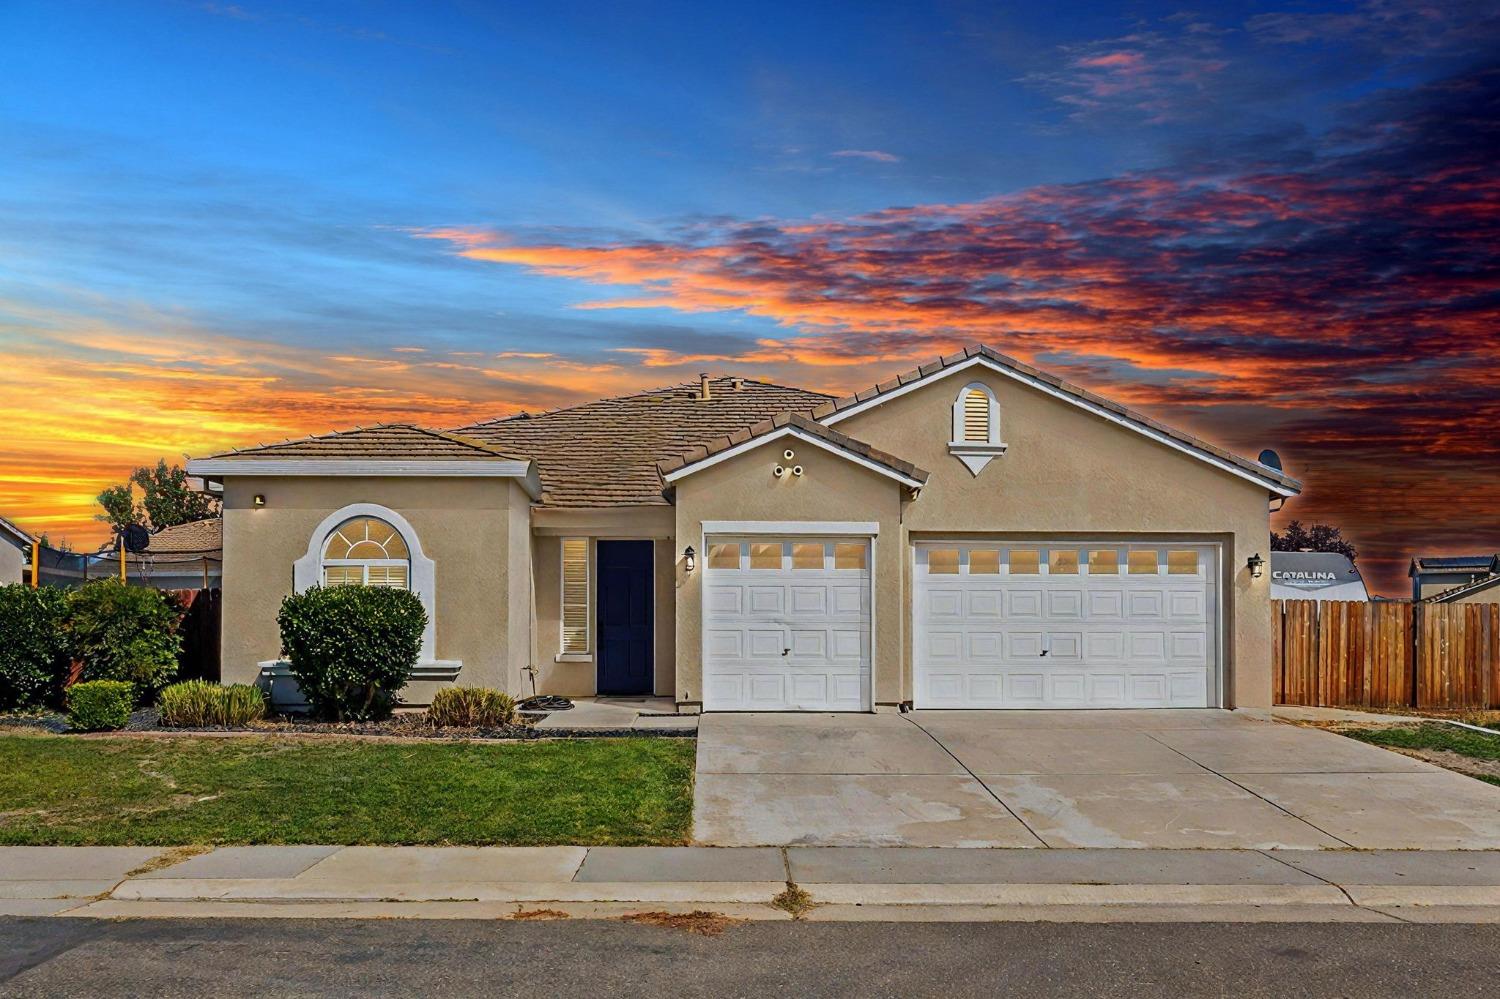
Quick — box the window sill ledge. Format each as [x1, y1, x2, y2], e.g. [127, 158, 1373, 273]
[948, 441, 1008, 475]
[555, 653, 594, 664]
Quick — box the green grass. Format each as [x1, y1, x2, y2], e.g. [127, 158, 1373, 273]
[0, 733, 695, 846]
[1343, 723, 1500, 788]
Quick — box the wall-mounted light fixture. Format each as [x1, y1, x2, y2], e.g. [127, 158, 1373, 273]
[253, 494, 266, 508]
[1247, 552, 1265, 578]
[683, 546, 696, 572]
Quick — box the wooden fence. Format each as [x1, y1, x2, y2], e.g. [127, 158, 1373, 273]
[1274, 599, 1500, 710]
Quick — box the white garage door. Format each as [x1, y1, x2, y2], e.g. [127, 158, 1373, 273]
[702, 537, 872, 711]
[914, 541, 1218, 709]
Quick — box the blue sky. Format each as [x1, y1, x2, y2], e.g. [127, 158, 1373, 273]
[1, 0, 1497, 591]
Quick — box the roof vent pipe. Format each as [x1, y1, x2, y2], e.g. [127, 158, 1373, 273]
[699, 372, 711, 400]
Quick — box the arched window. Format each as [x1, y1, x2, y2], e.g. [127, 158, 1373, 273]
[949, 382, 1006, 475]
[321, 516, 410, 588]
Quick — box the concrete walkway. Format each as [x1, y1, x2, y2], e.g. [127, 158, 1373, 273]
[7, 845, 1500, 923]
[694, 710, 1500, 849]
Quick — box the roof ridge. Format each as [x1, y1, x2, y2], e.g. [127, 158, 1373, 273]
[456, 375, 835, 430]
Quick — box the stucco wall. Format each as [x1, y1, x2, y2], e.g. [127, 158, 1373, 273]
[831, 366, 1280, 708]
[0, 541, 25, 584]
[219, 476, 532, 700]
[672, 440, 907, 708]
[529, 507, 677, 697]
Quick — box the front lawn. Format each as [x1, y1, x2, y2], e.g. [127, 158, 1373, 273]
[0, 733, 695, 846]
[1343, 723, 1500, 787]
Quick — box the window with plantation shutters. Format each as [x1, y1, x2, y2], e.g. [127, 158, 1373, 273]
[560, 538, 591, 655]
[962, 387, 990, 442]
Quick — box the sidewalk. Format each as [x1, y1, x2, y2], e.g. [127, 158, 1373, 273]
[5, 845, 1500, 923]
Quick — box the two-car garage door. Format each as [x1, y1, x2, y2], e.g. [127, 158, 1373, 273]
[700, 534, 1219, 711]
[914, 541, 1219, 709]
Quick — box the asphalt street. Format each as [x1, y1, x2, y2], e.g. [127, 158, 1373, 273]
[2, 917, 1498, 997]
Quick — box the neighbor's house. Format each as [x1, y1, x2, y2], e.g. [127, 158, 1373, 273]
[109, 519, 223, 590]
[1409, 554, 1500, 602]
[186, 345, 1301, 712]
[0, 514, 34, 584]
[1420, 562, 1500, 606]
[1269, 551, 1368, 602]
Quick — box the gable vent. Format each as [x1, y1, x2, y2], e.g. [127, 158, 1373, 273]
[962, 388, 990, 442]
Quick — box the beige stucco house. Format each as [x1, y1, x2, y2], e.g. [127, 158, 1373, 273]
[187, 345, 1302, 712]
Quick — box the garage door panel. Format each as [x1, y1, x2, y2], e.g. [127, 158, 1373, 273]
[914, 541, 1218, 710]
[704, 535, 871, 711]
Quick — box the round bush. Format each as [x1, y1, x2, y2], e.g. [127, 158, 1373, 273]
[0, 584, 71, 710]
[66, 679, 136, 731]
[66, 581, 181, 695]
[278, 585, 426, 721]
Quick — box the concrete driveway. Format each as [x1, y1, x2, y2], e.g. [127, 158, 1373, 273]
[693, 710, 1500, 849]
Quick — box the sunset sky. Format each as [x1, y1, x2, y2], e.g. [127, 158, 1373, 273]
[2, 0, 1497, 594]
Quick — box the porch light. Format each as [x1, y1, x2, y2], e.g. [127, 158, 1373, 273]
[1247, 552, 1265, 578]
[683, 546, 696, 572]
[253, 494, 266, 508]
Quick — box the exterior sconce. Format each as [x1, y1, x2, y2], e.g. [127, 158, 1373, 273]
[1247, 553, 1265, 578]
[683, 546, 696, 572]
[253, 494, 266, 508]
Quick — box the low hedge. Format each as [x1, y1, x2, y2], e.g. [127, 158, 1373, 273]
[66, 680, 136, 731]
[278, 585, 426, 721]
[428, 687, 517, 728]
[158, 680, 267, 728]
[0, 584, 71, 710]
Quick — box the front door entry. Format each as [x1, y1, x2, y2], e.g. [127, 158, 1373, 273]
[596, 540, 654, 695]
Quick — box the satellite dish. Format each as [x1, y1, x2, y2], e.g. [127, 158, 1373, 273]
[1258, 449, 1283, 471]
[122, 524, 151, 554]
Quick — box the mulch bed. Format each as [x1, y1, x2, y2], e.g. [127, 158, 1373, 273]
[0, 709, 692, 741]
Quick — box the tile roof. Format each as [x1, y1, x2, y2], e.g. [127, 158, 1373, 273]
[200, 424, 525, 462]
[657, 412, 928, 486]
[1409, 554, 1500, 575]
[458, 377, 833, 507]
[143, 518, 222, 557]
[810, 344, 1302, 494]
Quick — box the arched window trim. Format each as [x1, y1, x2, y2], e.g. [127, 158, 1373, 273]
[321, 516, 411, 588]
[948, 381, 1008, 476]
[293, 503, 437, 660]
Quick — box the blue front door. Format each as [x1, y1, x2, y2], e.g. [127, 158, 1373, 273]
[596, 540, 654, 695]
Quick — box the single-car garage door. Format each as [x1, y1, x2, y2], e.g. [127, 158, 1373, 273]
[703, 536, 871, 711]
[914, 541, 1218, 709]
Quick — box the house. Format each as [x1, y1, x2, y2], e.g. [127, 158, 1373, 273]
[0, 514, 35, 584]
[1423, 569, 1500, 605]
[1269, 551, 1368, 602]
[1409, 554, 1500, 602]
[186, 344, 1301, 712]
[113, 519, 223, 590]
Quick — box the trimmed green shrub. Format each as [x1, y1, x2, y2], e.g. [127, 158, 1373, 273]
[277, 585, 426, 721]
[428, 687, 517, 728]
[66, 680, 135, 731]
[0, 584, 71, 710]
[66, 581, 180, 695]
[158, 680, 267, 728]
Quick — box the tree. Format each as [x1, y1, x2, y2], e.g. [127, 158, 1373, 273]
[95, 460, 219, 532]
[1271, 520, 1357, 563]
[35, 533, 72, 553]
